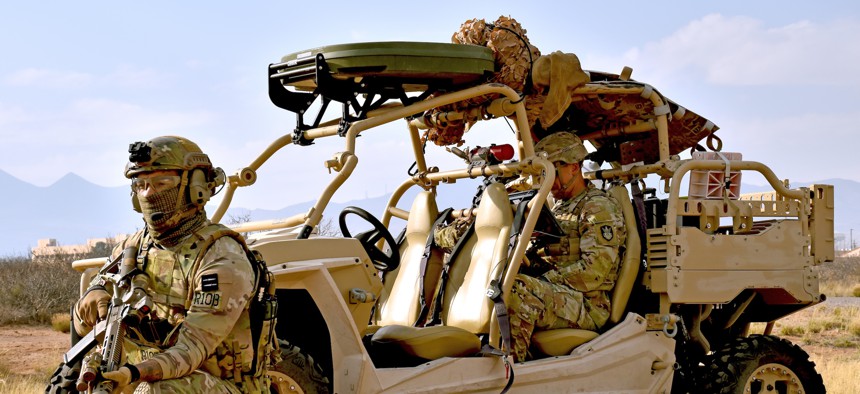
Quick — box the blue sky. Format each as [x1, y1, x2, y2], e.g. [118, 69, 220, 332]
[2, 1, 859, 211]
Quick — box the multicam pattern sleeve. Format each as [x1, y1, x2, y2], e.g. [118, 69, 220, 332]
[139, 237, 255, 381]
[569, 193, 626, 293]
[542, 188, 626, 294]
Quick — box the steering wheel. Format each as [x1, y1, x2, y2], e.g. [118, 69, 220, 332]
[338, 206, 400, 272]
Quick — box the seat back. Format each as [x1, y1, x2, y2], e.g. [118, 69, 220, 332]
[375, 191, 440, 326]
[606, 184, 641, 324]
[442, 183, 513, 333]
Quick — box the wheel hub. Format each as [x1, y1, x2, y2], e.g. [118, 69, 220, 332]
[269, 371, 305, 394]
[744, 363, 804, 394]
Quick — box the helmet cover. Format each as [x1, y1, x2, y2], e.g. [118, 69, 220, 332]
[534, 132, 588, 164]
[125, 136, 212, 178]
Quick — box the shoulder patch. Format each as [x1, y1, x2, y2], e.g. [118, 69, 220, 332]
[601, 225, 614, 241]
[201, 273, 219, 291]
[192, 291, 222, 309]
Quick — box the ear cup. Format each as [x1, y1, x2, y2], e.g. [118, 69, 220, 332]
[131, 190, 142, 213]
[188, 169, 211, 207]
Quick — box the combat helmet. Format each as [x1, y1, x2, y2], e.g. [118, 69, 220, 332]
[126, 136, 224, 210]
[534, 132, 588, 164]
[125, 136, 213, 178]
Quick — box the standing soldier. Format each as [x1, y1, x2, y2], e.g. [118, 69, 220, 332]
[508, 132, 627, 362]
[72, 136, 270, 393]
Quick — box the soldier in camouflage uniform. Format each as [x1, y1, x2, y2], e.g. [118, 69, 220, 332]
[434, 215, 472, 254]
[507, 132, 626, 362]
[73, 136, 268, 393]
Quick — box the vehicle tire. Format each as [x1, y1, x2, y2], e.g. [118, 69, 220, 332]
[268, 339, 331, 394]
[45, 362, 80, 394]
[703, 335, 825, 394]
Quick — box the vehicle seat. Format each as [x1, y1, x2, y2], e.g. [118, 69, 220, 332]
[371, 183, 513, 359]
[374, 191, 440, 327]
[529, 184, 641, 357]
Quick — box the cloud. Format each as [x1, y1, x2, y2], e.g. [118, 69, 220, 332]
[717, 111, 858, 183]
[0, 103, 30, 127]
[3, 65, 165, 89]
[618, 14, 860, 86]
[104, 65, 166, 88]
[0, 98, 216, 187]
[3, 68, 94, 88]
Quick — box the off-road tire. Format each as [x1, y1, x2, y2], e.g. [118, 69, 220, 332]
[45, 362, 80, 394]
[704, 335, 825, 394]
[269, 339, 331, 394]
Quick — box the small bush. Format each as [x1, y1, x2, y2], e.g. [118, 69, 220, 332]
[0, 247, 109, 325]
[807, 321, 824, 334]
[850, 317, 860, 337]
[780, 325, 806, 336]
[819, 257, 860, 297]
[51, 313, 71, 333]
[831, 338, 858, 348]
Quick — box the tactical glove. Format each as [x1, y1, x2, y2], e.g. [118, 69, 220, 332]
[73, 287, 110, 334]
[102, 364, 139, 392]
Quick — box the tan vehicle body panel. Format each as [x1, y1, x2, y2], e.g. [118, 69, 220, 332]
[70, 41, 833, 392]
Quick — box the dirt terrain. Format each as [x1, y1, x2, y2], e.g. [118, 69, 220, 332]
[0, 325, 69, 375]
[4, 298, 857, 387]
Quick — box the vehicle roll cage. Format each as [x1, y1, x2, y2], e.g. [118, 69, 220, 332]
[211, 62, 815, 245]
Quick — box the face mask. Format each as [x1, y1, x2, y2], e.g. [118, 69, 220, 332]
[139, 187, 181, 234]
[138, 187, 205, 247]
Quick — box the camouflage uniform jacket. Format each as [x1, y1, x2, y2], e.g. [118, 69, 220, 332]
[536, 183, 626, 327]
[106, 222, 258, 385]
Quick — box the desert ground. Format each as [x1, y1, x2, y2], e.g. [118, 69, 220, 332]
[3, 297, 857, 393]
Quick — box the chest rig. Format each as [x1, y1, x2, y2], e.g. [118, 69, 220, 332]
[129, 224, 277, 381]
[551, 186, 606, 261]
[124, 225, 241, 343]
[141, 225, 231, 318]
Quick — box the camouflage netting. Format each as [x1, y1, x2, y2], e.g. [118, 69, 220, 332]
[422, 16, 719, 164]
[424, 16, 542, 146]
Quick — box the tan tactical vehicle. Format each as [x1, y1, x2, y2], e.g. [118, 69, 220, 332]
[70, 41, 834, 394]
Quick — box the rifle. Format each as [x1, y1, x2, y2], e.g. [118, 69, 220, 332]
[47, 247, 152, 394]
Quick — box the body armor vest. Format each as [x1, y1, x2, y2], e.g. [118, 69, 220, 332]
[113, 223, 275, 391]
[542, 185, 621, 293]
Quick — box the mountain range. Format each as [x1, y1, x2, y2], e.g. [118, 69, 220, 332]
[1, 169, 858, 256]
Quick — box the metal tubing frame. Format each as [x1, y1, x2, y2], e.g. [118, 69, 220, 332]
[665, 160, 806, 234]
[212, 83, 532, 233]
[208, 80, 701, 249]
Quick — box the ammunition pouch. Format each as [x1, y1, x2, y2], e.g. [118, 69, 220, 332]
[126, 317, 181, 349]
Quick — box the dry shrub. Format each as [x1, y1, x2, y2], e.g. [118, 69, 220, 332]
[807, 321, 824, 334]
[819, 257, 860, 297]
[831, 338, 858, 348]
[0, 372, 47, 393]
[850, 316, 860, 337]
[0, 252, 92, 325]
[811, 355, 860, 394]
[51, 313, 71, 333]
[780, 324, 805, 336]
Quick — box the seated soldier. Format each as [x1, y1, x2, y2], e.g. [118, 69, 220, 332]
[508, 132, 626, 362]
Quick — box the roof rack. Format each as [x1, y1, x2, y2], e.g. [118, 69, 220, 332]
[267, 42, 495, 142]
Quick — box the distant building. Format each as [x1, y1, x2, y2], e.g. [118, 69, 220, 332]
[840, 247, 860, 258]
[32, 234, 129, 257]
